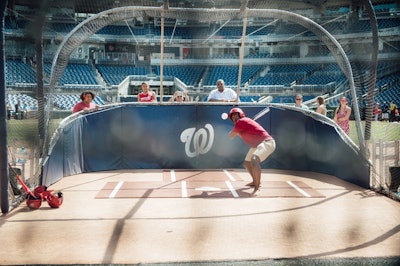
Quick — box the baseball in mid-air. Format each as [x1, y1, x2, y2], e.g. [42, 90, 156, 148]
[221, 112, 228, 120]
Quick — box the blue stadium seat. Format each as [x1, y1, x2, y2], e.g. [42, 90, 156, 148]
[97, 65, 147, 85]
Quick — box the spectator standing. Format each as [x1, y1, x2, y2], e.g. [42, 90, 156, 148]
[389, 101, 397, 122]
[294, 94, 309, 110]
[381, 101, 389, 121]
[6, 103, 11, 120]
[393, 108, 399, 122]
[334, 96, 351, 135]
[21, 102, 27, 119]
[72, 91, 98, 113]
[138, 82, 157, 102]
[315, 96, 327, 116]
[14, 100, 20, 119]
[207, 79, 238, 102]
[373, 103, 380, 121]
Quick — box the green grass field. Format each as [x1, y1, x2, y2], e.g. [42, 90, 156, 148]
[6, 119, 40, 148]
[349, 121, 400, 145]
[6, 119, 63, 149]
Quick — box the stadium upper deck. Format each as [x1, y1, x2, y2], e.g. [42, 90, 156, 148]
[3, 0, 400, 110]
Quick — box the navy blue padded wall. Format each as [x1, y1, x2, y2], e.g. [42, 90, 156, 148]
[267, 108, 369, 188]
[42, 105, 370, 188]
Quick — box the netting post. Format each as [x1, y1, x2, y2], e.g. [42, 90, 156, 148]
[159, 2, 166, 103]
[371, 140, 377, 188]
[362, 0, 379, 142]
[236, 0, 248, 103]
[378, 139, 385, 189]
[0, 0, 9, 214]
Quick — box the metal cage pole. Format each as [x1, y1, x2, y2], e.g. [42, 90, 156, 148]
[0, 0, 9, 213]
[236, 0, 249, 103]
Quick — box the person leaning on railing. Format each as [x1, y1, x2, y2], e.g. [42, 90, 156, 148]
[72, 91, 99, 113]
[169, 90, 190, 103]
[207, 79, 238, 102]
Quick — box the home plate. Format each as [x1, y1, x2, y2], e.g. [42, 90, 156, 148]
[195, 186, 222, 192]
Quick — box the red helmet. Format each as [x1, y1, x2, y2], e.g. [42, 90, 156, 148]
[228, 108, 245, 119]
[33, 185, 47, 200]
[26, 194, 42, 209]
[33, 185, 54, 201]
[46, 192, 63, 208]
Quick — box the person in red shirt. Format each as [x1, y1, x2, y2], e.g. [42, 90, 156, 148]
[394, 108, 399, 122]
[228, 107, 275, 196]
[72, 91, 98, 113]
[373, 103, 380, 121]
[138, 82, 157, 102]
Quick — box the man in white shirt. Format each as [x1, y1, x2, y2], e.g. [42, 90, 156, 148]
[207, 79, 238, 102]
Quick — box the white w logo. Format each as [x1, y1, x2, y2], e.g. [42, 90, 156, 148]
[180, 124, 214, 158]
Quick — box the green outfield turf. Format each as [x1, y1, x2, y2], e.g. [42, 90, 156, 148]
[349, 121, 400, 143]
[6, 119, 39, 147]
[6, 118, 63, 149]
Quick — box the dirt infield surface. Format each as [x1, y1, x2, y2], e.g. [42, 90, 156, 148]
[96, 170, 325, 199]
[1, 169, 399, 265]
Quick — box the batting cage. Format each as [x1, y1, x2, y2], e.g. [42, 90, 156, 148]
[41, 103, 370, 189]
[1, 0, 400, 214]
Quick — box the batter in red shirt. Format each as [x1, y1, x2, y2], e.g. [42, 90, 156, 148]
[228, 107, 275, 196]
